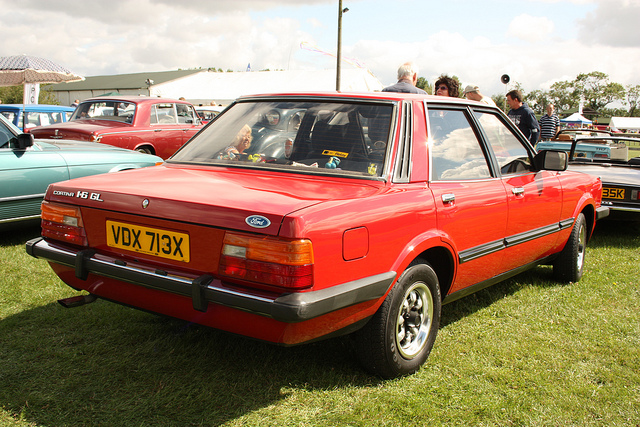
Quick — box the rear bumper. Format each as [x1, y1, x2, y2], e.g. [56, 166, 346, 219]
[26, 237, 395, 323]
[601, 202, 640, 214]
[596, 206, 610, 220]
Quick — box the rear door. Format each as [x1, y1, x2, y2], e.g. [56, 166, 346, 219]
[149, 103, 188, 158]
[427, 106, 508, 294]
[176, 103, 201, 144]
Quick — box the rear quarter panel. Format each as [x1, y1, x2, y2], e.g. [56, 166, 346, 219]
[558, 170, 601, 234]
[279, 182, 438, 292]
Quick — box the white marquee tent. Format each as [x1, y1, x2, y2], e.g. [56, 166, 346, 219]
[150, 69, 384, 105]
[51, 68, 385, 106]
[609, 117, 640, 131]
[560, 112, 592, 125]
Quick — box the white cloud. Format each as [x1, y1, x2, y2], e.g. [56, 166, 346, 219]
[577, 0, 640, 47]
[1, 0, 639, 101]
[506, 14, 555, 43]
[307, 18, 324, 28]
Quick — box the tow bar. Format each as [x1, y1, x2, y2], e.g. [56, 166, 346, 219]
[58, 294, 98, 308]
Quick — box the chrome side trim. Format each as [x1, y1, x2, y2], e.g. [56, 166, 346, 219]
[458, 219, 574, 264]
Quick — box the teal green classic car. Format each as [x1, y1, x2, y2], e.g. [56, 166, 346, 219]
[0, 113, 163, 226]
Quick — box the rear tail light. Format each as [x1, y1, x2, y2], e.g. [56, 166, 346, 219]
[219, 232, 313, 290]
[594, 153, 609, 159]
[41, 201, 88, 246]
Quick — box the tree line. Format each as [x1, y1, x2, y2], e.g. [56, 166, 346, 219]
[415, 71, 639, 118]
[2, 70, 638, 119]
[0, 85, 58, 105]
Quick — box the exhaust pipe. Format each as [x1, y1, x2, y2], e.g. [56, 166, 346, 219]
[58, 294, 98, 308]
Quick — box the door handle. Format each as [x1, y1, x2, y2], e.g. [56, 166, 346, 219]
[512, 187, 525, 196]
[442, 193, 456, 204]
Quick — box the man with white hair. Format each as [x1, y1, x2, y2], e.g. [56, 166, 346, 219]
[382, 62, 427, 94]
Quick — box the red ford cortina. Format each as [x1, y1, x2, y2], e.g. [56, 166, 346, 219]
[26, 92, 609, 378]
[30, 96, 203, 159]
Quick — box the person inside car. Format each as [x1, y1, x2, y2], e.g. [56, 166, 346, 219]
[217, 124, 253, 160]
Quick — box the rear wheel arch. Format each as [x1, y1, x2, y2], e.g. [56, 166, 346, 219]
[580, 203, 596, 242]
[135, 145, 155, 155]
[391, 234, 455, 302]
[415, 246, 454, 299]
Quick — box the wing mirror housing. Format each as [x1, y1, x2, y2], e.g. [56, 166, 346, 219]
[10, 133, 34, 150]
[533, 149, 567, 171]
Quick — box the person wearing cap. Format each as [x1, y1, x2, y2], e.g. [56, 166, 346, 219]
[382, 62, 427, 94]
[463, 85, 496, 106]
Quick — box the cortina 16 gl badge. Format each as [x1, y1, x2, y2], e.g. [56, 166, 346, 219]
[245, 215, 270, 228]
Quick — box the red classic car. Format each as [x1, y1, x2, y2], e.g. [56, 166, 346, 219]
[26, 92, 608, 378]
[30, 96, 203, 159]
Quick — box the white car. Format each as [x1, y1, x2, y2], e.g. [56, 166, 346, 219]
[195, 105, 225, 123]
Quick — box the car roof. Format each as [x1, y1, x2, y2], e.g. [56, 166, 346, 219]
[81, 96, 194, 104]
[233, 91, 503, 112]
[235, 91, 478, 104]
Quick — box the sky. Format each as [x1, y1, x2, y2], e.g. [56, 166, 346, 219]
[1, 0, 639, 98]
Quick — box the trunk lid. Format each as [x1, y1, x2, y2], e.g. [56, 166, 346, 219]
[31, 120, 130, 140]
[45, 163, 382, 272]
[47, 163, 382, 236]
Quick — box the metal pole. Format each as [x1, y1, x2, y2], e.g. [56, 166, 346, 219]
[336, 0, 343, 91]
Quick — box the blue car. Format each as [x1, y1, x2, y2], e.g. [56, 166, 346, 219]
[0, 104, 75, 131]
[0, 113, 163, 226]
[535, 129, 630, 160]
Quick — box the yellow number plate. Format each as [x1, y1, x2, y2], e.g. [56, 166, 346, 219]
[106, 220, 190, 262]
[603, 187, 625, 200]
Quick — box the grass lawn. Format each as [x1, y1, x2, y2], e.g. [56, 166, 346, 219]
[1, 221, 639, 426]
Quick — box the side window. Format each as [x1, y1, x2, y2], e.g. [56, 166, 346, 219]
[0, 124, 13, 148]
[428, 108, 492, 180]
[474, 111, 532, 175]
[51, 112, 64, 124]
[177, 103, 196, 123]
[151, 104, 177, 124]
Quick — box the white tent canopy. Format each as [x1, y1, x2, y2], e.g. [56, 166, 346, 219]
[610, 116, 640, 131]
[560, 112, 592, 125]
[150, 69, 384, 104]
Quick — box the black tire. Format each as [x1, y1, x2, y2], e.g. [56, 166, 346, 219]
[553, 212, 587, 282]
[354, 261, 441, 379]
[135, 146, 154, 155]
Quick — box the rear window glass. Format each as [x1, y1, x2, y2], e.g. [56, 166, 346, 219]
[171, 100, 394, 178]
[72, 101, 135, 123]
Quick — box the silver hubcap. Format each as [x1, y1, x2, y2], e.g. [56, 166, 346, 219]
[577, 222, 586, 270]
[396, 281, 433, 359]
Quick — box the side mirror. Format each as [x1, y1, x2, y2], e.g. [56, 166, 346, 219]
[533, 149, 567, 171]
[9, 133, 34, 150]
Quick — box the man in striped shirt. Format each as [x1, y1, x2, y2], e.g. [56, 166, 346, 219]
[539, 104, 560, 141]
